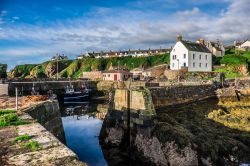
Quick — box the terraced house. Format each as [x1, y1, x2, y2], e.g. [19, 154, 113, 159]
[77, 48, 170, 59]
[170, 35, 212, 72]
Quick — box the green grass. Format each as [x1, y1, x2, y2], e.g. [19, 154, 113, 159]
[0, 113, 18, 126]
[0, 110, 30, 127]
[22, 140, 40, 151]
[0, 110, 16, 115]
[214, 68, 242, 78]
[15, 134, 32, 142]
[220, 54, 248, 65]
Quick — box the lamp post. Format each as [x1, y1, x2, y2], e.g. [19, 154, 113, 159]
[118, 61, 120, 71]
[56, 54, 59, 81]
[177, 59, 180, 83]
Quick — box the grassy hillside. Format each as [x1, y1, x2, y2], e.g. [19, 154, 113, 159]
[9, 64, 37, 78]
[9, 54, 170, 79]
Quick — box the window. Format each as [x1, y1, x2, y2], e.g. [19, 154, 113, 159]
[108, 74, 110, 77]
[172, 63, 174, 68]
[199, 63, 202, 67]
[199, 55, 201, 60]
[184, 54, 186, 59]
[172, 55, 175, 60]
[193, 54, 195, 59]
[193, 63, 195, 67]
[205, 63, 208, 68]
[183, 63, 186, 67]
[205, 55, 208, 60]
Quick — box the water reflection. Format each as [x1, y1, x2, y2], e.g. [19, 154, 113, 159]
[61, 103, 108, 166]
[99, 109, 155, 166]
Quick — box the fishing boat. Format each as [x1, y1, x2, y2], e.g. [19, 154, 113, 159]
[63, 85, 90, 103]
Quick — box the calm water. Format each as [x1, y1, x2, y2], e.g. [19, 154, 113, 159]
[61, 107, 108, 166]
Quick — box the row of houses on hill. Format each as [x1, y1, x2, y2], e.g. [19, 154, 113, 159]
[51, 54, 68, 61]
[77, 48, 170, 59]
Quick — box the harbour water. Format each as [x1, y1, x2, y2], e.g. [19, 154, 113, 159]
[60, 103, 108, 166]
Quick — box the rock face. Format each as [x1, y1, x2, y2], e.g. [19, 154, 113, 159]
[100, 110, 199, 166]
[135, 135, 198, 166]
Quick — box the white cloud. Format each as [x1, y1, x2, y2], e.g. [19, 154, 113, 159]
[12, 16, 19, 20]
[0, 0, 249, 68]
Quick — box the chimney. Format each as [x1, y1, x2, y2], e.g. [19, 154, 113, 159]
[177, 35, 182, 42]
[199, 38, 205, 45]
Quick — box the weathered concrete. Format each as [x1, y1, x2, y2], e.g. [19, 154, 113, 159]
[0, 83, 8, 96]
[0, 100, 87, 166]
[113, 89, 155, 115]
[8, 120, 79, 165]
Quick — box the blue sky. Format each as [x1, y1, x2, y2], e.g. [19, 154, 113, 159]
[0, 0, 250, 70]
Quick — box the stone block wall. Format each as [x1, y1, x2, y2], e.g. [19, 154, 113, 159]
[0, 84, 8, 96]
[149, 85, 216, 109]
[113, 89, 155, 114]
[24, 100, 65, 141]
[83, 71, 103, 80]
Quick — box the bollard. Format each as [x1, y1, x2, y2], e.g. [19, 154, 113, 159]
[16, 87, 18, 111]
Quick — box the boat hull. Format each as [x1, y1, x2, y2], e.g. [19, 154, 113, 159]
[63, 93, 89, 102]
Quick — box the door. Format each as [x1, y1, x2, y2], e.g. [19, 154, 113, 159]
[114, 74, 117, 81]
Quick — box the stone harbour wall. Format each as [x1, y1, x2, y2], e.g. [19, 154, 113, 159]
[0, 83, 8, 96]
[113, 85, 216, 112]
[113, 89, 155, 115]
[24, 100, 65, 140]
[150, 85, 216, 109]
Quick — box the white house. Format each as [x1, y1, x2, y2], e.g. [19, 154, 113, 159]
[197, 39, 225, 57]
[237, 40, 250, 51]
[170, 35, 212, 72]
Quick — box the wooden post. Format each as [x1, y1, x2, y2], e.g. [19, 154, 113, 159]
[15, 87, 18, 111]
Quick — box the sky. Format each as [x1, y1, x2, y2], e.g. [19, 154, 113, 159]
[0, 0, 250, 70]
